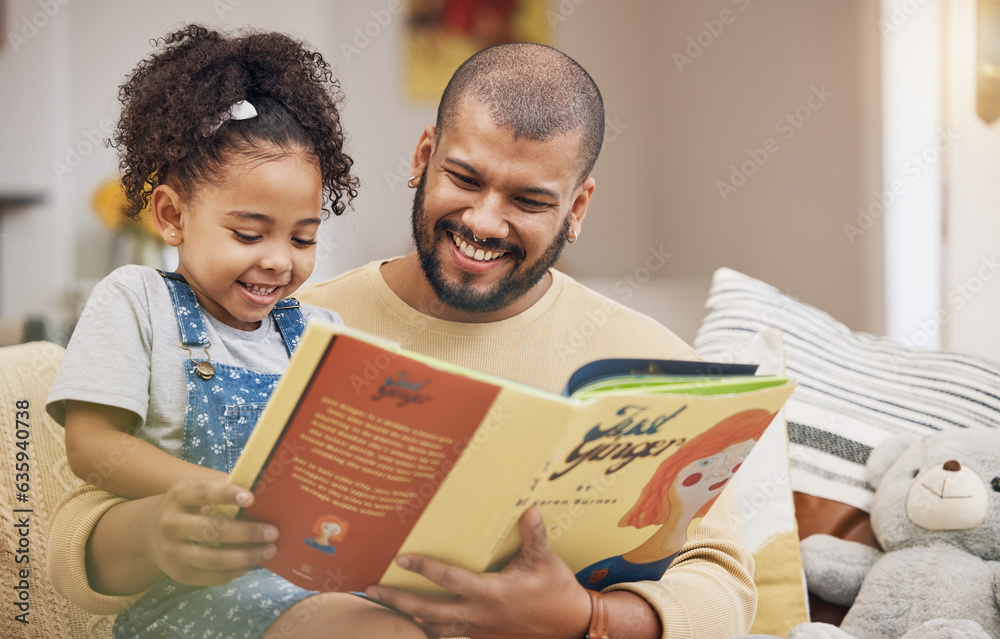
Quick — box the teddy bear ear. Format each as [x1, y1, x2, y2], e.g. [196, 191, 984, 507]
[866, 434, 919, 490]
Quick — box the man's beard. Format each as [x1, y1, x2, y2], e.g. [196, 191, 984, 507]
[410, 173, 571, 314]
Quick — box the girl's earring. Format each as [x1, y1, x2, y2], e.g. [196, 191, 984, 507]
[171, 233, 176, 237]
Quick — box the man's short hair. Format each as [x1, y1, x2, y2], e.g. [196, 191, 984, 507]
[435, 42, 605, 184]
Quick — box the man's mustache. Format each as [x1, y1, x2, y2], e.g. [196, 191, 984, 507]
[436, 219, 525, 259]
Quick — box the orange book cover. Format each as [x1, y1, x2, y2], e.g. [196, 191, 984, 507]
[223, 323, 796, 596]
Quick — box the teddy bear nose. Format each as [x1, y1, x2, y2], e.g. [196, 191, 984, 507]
[943, 460, 961, 472]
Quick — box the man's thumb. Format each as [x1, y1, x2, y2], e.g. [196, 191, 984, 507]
[519, 506, 551, 560]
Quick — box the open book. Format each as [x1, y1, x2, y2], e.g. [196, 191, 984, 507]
[222, 323, 796, 596]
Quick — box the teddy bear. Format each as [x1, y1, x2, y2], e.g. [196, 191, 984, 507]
[784, 429, 1000, 639]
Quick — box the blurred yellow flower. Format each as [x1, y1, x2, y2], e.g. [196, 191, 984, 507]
[91, 179, 161, 242]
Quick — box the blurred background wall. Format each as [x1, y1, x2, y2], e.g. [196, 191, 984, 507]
[1, 0, 997, 360]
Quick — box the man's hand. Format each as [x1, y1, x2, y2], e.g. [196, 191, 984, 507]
[143, 478, 279, 587]
[364, 507, 592, 639]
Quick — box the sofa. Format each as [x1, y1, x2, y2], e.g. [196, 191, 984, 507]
[0, 341, 115, 638]
[3, 267, 997, 638]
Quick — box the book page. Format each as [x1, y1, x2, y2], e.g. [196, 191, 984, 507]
[240, 334, 501, 592]
[513, 384, 795, 589]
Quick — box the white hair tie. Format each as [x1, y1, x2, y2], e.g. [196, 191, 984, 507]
[207, 99, 258, 135]
[227, 100, 258, 121]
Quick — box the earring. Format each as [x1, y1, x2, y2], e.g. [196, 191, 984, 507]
[407, 176, 417, 188]
[171, 233, 176, 238]
[567, 229, 578, 244]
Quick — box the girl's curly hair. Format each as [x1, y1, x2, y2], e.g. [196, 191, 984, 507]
[113, 24, 358, 219]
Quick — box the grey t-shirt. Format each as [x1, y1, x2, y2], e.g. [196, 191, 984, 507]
[46, 264, 342, 458]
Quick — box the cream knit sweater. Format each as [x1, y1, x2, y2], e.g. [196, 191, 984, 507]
[46, 262, 755, 638]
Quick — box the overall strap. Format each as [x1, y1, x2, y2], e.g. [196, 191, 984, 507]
[157, 270, 210, 347]
[271, 298, 307, 357]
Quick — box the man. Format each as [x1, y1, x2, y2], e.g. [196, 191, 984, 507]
[48, 44, 755, 638]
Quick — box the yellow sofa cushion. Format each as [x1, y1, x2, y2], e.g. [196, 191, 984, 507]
[0, 342, 113, 639]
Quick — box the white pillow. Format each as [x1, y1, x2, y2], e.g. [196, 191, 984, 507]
[701, 327, 809, 635]
[695, 267, 1000, 511]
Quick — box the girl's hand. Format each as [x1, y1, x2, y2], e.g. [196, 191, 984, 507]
[144, 478, 279, 587]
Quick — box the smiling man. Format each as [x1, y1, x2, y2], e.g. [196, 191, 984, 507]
[292, 44, 757, 639]
[398, 103, 586, 319]
[47, 43, 756, 639]
[396, 56, 599, 321]
[299, 44, 698, 393]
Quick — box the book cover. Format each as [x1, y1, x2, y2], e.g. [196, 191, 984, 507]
[224, 323, 796, 595]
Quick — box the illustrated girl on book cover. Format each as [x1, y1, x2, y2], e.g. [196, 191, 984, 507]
[304, 514, 350, 555]
[575, 409, 776, 588]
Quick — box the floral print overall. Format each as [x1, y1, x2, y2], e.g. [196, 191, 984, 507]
[113, 272, 319, 639]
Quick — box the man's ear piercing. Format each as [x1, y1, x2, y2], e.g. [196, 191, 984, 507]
[407, 176, 417, 188]
[567, 229, 579, 244]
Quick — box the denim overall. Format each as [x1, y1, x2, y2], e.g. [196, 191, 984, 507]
[114, 272, 319, 639]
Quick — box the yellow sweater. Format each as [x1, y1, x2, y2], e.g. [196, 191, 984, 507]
[47, 261, 755, 638]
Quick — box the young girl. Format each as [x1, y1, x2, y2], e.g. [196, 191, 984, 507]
[46, 24, 424, 639]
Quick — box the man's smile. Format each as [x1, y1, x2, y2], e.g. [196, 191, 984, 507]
[450, 232, 508, 262]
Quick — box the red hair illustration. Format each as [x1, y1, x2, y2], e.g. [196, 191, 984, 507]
[619, 409, 776, 528]
[311, 514, 350, 542]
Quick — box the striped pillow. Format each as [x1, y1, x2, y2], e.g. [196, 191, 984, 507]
[693, 267, 1000, 511]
